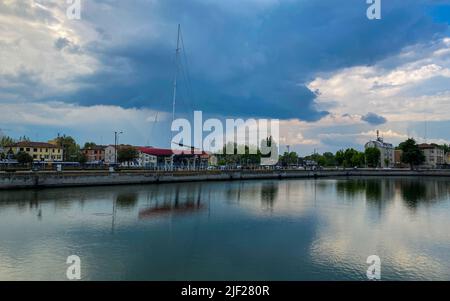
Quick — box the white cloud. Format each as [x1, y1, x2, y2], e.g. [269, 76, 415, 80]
[308, 38, 450, 123]
[0, 101, 170, 146]
[0, 101, 167, 127]
[0, 0, 100, 100]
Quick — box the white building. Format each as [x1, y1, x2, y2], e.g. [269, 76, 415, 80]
[137, 147, 158, 168]
[364, 132, 395, 168]
[419, 144, 445, 168]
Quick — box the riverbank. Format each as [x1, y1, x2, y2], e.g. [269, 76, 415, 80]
[1, 169, 450, 190]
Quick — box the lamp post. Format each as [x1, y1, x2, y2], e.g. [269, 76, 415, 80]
[114, 131, 123, 165]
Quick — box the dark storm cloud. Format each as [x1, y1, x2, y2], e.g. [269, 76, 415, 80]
[361, 112, 387, 125]
[33, 0, 450, 120]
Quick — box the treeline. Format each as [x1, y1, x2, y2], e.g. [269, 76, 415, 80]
[218, 139, 449, 169]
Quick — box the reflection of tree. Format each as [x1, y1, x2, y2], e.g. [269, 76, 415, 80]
[400, 180, 428, 210]
[336, 180, 367, 199]
[116, 193, 138, 209]
[261, 182, 278, 210]
[365, 180, 382, 202]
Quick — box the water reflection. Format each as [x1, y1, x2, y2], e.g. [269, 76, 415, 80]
[260, 182, 278, 211]
[335, 177, 449, 212]
[116, 193, 138, 210]
[0, 178, 449, 280]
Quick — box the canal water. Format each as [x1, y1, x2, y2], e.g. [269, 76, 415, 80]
[0, 177, 449, 281]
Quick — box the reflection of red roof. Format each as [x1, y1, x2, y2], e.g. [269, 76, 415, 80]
[138, 203, 205, 219]
[137, 147, 174, 156]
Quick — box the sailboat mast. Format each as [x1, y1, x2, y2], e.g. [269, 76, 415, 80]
[172, 24, 181, 122]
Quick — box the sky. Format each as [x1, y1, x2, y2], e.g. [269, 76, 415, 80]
[0, 0, 450, 155]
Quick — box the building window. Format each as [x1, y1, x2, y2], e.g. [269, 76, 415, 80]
[26, 148, 30, 152]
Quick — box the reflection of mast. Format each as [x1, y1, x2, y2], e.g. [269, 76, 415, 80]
[172, 24, 181, 122]
[111, 199, 117, 234]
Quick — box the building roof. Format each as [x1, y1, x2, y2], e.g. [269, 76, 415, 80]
[418, 143, 440, 149]
[137, 147, 174, 156]
[8, 141, 60, 148]
[365, 139, 393, 149]
[82, 145, 107, 151]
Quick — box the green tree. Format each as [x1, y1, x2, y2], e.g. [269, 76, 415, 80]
[54, 135, 81, 162]
[118, 146, 139, 164]
[322, 152, 336, 166]
[0, 135, 15, 148]
[398, 138, 425, 170]
[343, 148, 357, 167]
[16, 151, 33, 165]
[83, 142, 97, 149]
[365, 147, 381, 168]
[280, 152, 299, 167]
[18, 136, 30, 142]
[78, 153, 88, 164]
[351, 152, 366, 167]
[335, 150, 345, 166]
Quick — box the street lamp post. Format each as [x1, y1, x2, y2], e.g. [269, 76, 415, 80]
[114, 131, 123, 165]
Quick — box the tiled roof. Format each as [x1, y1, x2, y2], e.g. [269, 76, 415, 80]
[82, 145, 107, 151]
[419, 143, 440, 149]
[8, 141, 60, 148]
[137, 147, 174, 156]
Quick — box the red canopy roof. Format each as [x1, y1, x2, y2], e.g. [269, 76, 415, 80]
[137, 147, 174, 156]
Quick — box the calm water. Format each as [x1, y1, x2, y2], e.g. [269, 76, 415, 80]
[1, 177, 450, 281]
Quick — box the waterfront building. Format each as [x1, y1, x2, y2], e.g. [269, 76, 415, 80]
[364, 132, 395, 168]
[7, 141, 64, 162]
[136, 147, 158, 168]
[418, 143, 445, 168]
[394, 149, 402, 166]
[394, 149, 409, 168]
[137, 147, 174, 168]
[82, 145, 106, 163]
[104, 144, 136, 165]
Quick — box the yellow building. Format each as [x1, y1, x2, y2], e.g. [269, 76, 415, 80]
[7, 141, 64, 162]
